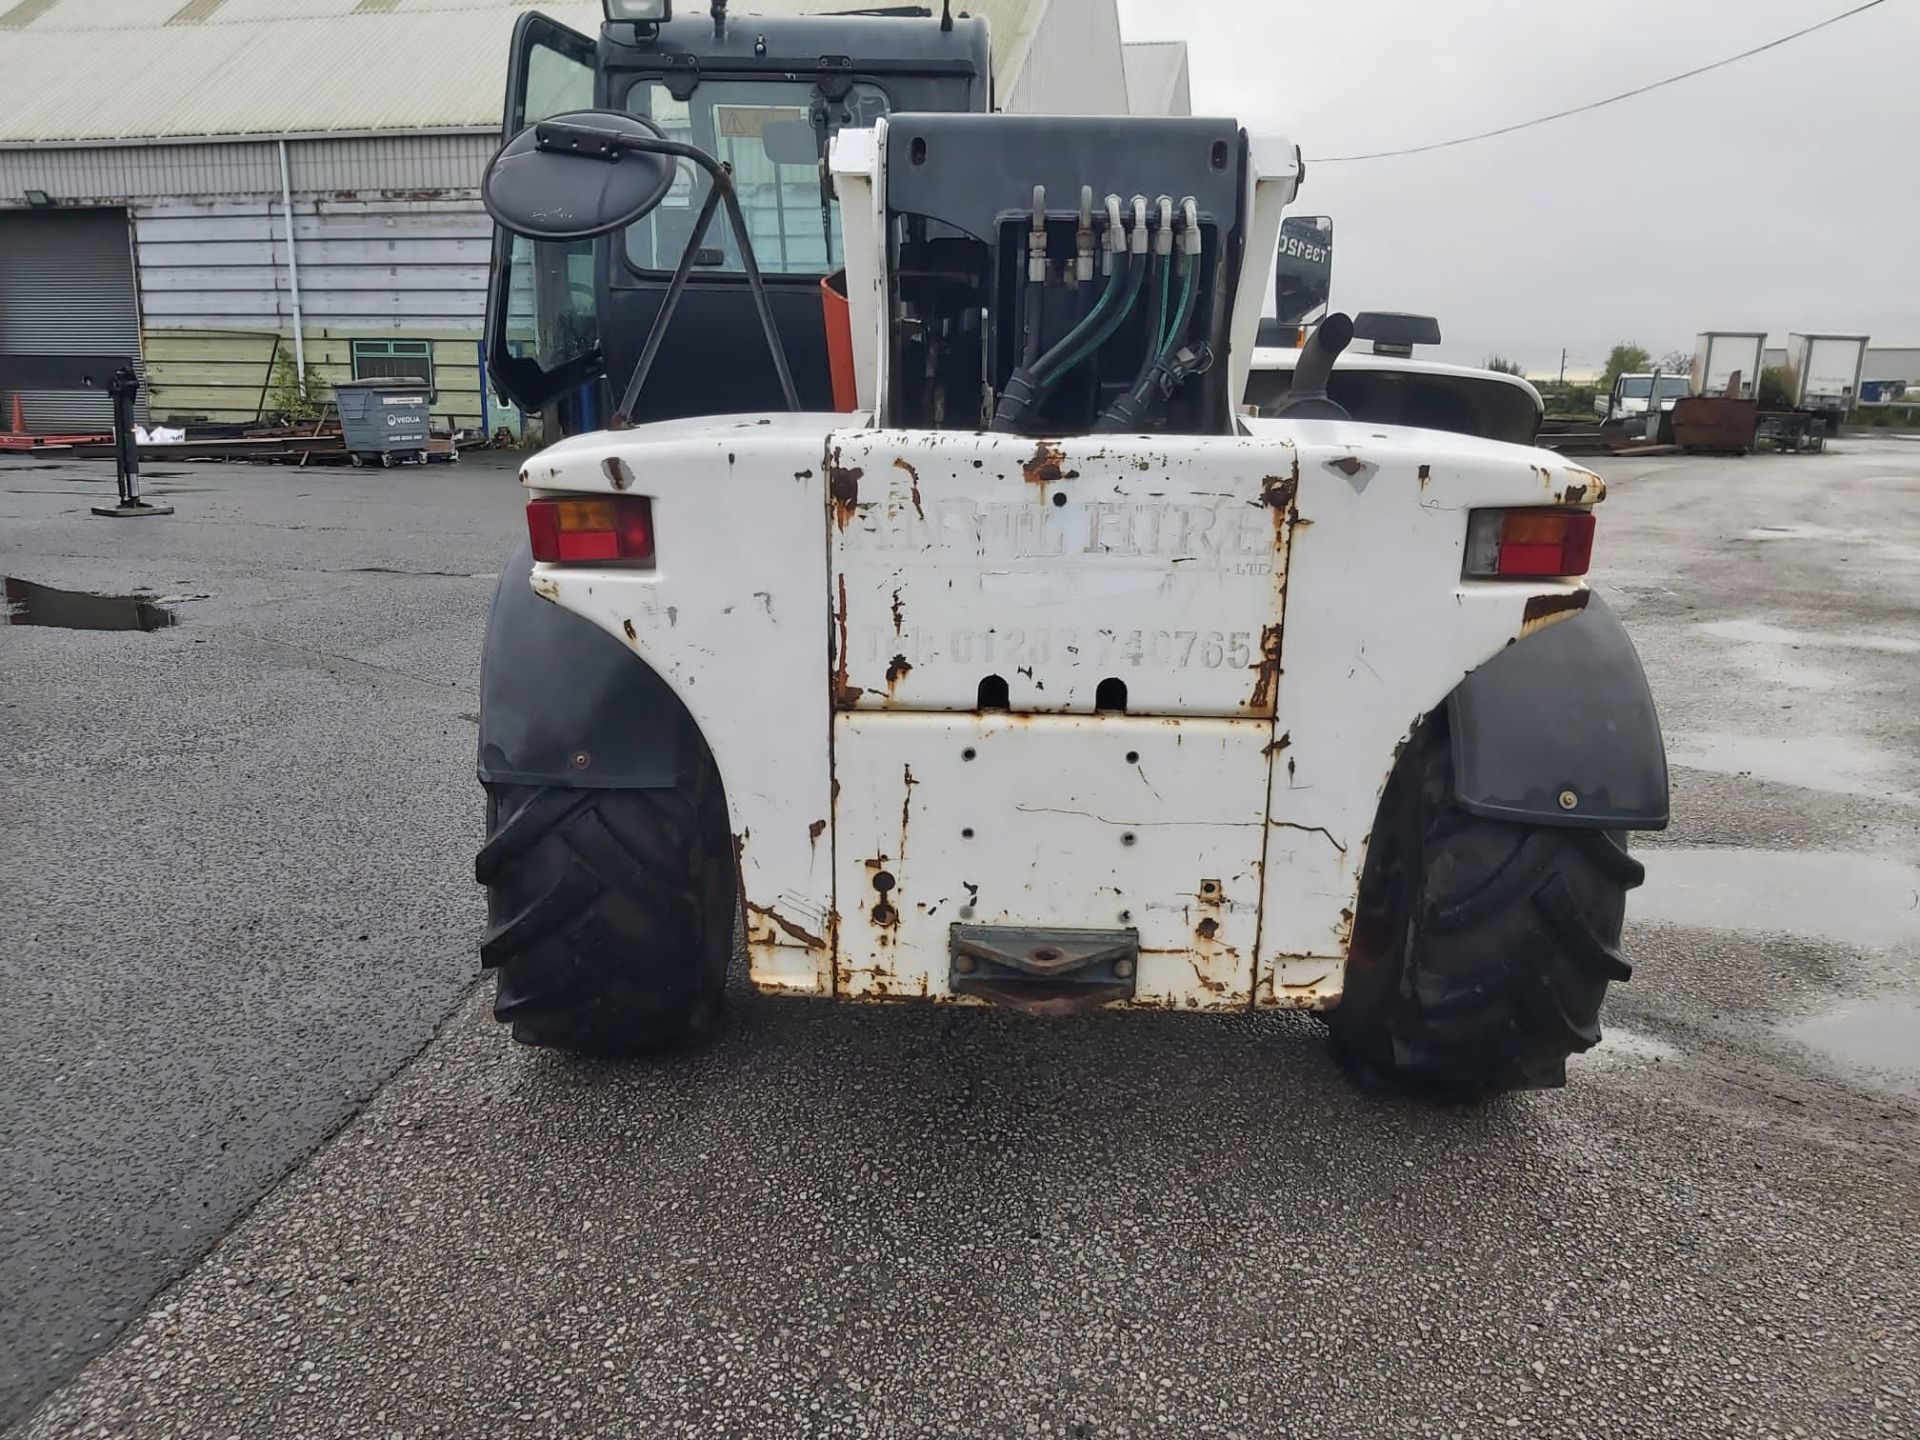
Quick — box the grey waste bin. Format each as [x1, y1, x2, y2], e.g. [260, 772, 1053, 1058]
[335, 377, 432, 467]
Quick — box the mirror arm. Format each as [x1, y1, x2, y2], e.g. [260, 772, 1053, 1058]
[614, 177, 728, 425]
[594, 133, 801, 421]
[707, 154, 802, 414]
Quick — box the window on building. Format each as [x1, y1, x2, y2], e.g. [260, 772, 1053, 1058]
[351, 339, 435, 396]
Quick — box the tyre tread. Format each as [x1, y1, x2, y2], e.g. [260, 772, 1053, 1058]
[1331, 720, 1642, 1098]
[477, 774, 732, 1055]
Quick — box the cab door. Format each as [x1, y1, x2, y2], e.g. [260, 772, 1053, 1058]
[484, 12, 602, 416]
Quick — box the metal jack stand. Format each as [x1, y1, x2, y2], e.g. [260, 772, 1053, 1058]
[92, 366, 171, 518]
[0, 353, 172, 517]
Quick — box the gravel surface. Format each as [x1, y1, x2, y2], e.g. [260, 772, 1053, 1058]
[5, 441, 1918, 1439]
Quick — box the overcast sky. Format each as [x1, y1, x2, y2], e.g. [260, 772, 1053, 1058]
[1115, 0, 1918, 375]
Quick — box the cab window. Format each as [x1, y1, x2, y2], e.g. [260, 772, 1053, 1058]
[623, 79, 890, 277]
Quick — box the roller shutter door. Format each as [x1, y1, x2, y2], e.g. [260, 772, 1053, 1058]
[0, 208, 145, 434]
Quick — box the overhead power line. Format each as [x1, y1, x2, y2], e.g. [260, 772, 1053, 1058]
[1314, 0, 1890, 163]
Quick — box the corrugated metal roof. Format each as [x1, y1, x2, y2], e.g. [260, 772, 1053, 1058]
[0, 0, 1050, 144]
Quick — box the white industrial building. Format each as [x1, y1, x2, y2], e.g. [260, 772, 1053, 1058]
[1761, 343, 1920, 404]
[0, 0, 1188, 435]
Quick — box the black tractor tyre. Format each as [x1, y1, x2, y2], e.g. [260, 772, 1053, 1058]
[1328, 716, 1645, 1098]
[475, 767, 736, 1055]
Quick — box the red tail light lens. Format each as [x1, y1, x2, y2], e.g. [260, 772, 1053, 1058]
[1464, 508, 1595, 578]
[527, 496, 654, 564]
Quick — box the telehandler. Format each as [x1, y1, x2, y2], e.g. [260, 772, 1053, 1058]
[475, 2, 1668, 1095]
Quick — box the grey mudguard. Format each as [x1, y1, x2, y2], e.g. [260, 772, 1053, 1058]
[476, 538, 690, 790]
[1446, 593, 1669, 830]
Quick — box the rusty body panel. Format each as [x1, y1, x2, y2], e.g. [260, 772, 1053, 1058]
[832, 712, 1271, 1007]
[520, 414, 1601, 1012]
[1250, 424, 1601, 1000]
[827, 430, 1297, 720]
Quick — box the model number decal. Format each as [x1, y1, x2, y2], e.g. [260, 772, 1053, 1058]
[862, 625, 1254, 671]
[1276, 234, 1329, 265]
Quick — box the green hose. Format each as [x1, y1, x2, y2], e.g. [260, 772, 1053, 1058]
[1038, 252, 1146, 384]
[1151, 249, 1173, 354]
[1161, 246, 1199, 361]
[1026, 260, 1126, 388]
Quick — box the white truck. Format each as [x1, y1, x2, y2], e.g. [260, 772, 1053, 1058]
[1784, 333, 1869, 431]
[1691, 331, 1766, 400]
[475, 66, 1671, 1098]
[1596, 371, 1691, 423]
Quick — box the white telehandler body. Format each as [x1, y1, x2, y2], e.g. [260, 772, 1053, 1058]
[478, 106, 1665, 1095]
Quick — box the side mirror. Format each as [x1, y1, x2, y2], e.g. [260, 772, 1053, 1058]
[480, 108, 799, 417]
[482, 110, 677, 241]
[1351, 311, 1440, 359]
[1273, 215, 1333, 327]
[1351, 311, 1441, 349]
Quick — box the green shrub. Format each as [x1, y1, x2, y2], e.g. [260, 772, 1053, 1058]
[267, 352, 328, 425]
[1603, 343, 1651, 388]
[1535, 382, 1597, 418]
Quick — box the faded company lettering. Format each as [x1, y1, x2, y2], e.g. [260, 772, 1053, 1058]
[840, 494, 1275, 568]
[856, 624, 1258, 673]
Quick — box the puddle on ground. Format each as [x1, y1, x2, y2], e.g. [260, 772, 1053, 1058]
[1700, 618, 1920, 656]
[1635, 849, 1920, 949]
[3, 576, 175, 632]
[1663, 732, 1914, 802]
[1744, 523, 1920, 563]
[1782, 998, 1920, 1093]
[1786, 1000, 1920, 1071]
[1746, 523, 1861, 542]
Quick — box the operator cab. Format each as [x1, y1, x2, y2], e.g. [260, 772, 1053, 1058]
[1246, 346, 1545, 447]
[1244, 216, 1543, 445]
[486, 1, 991, 432]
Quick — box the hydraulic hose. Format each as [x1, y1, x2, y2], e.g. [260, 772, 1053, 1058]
[1151, 246, 1172, 354]
[1150, 195, 1175, 352]
[1096, 197, 1202, 433]
[1161, 235, 1200, 358]
[991, 193, 1129, 432]
[1035, 195, 1148, 386]
[1036, 247, 1144, 385]
[992, 263, 1122, 431]
[1105, 196, 1172, 427]
[1092, 249, 1165, 430]
[1020, 185, 1048, 372]
[1019, 279, 1045, 371]
[1028, 196, 1127, 383]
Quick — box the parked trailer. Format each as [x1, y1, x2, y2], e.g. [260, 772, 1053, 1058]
[1784, 333, 1868, 431]
[1691, 332, 1765, 399]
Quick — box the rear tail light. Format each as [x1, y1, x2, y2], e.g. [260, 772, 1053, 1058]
[1464, 508, 1595, 578]
[527, 495, 654, 564]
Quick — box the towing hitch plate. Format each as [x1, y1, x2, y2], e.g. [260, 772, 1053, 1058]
[949, 925, 1139, 1015]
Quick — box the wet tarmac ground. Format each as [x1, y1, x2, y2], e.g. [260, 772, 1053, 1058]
[2, 441, 1917, 1437]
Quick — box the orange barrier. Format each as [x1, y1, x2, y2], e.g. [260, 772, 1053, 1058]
[821, 271, 858, 412]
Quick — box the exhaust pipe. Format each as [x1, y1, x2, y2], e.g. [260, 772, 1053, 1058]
[1273, 311, 1353, 420]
